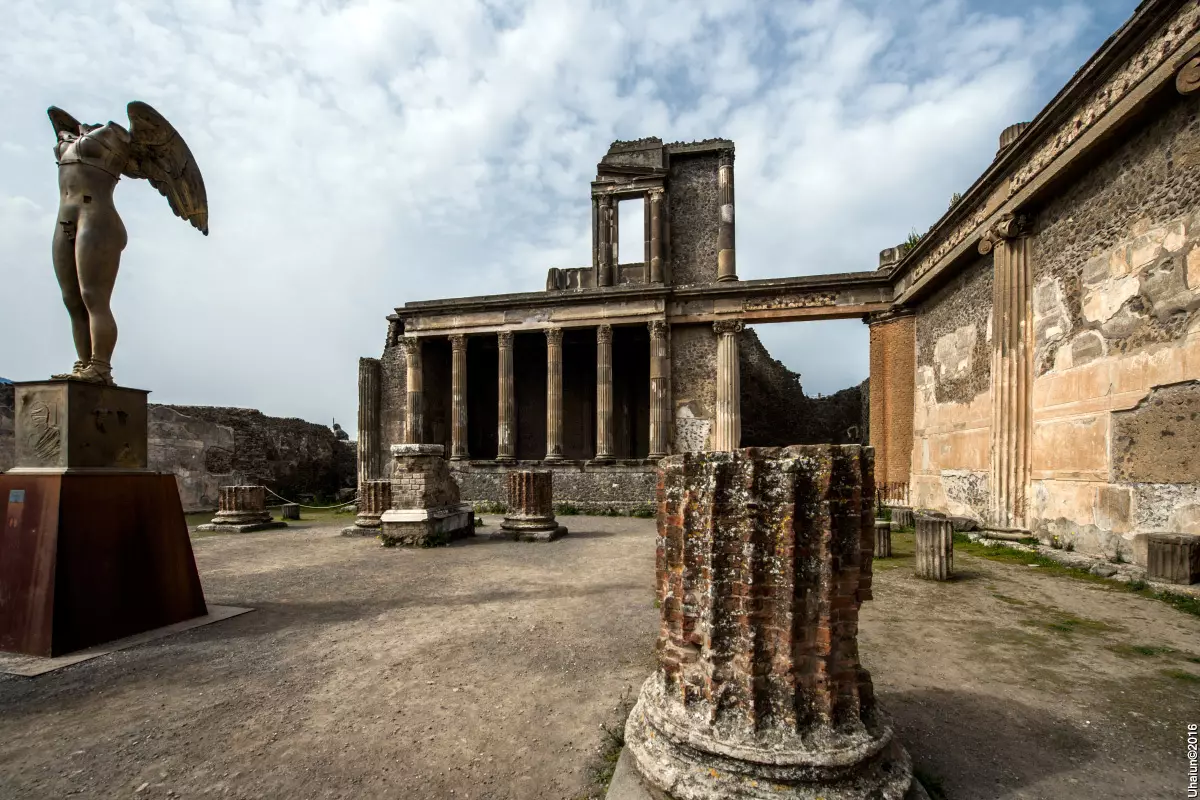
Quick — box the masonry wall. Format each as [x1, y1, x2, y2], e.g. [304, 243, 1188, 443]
[667, 153, 720, 286]
[669, 323, 717, 452]
[912, 255, 992, 521]
[453, 461, 656, 513]
[378, 337, 407, 461]
[1028, 90, 1200, 560]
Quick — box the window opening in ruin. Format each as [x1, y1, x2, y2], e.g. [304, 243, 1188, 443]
[617, 196, 645, 268]
[741, 320, 868, 447]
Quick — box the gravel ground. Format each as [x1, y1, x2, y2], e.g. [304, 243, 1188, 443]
[0, 519, 1197, 799]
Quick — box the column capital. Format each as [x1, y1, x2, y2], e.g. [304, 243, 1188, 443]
[865, 307, 915, 326]
[497, 330, 514, 347]
[449, 333, 467, 352]
[1177, 43, 1200, 95]
[596, 324, 613, 344]
[719, 148, 735, 167]
[545, 327, 563, 346]
[648, 319, 669, 338]
[400, 336, 421, 356]
[647, 186, 665, 199]
[713, 319, 744, 336]
[978, 213, 1031, 254]
[598, 193, 614, 208]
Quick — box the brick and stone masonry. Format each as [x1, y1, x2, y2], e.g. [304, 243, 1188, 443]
[379, 444, 474, 547]
[197, 485, 288, 533]
[342, 479, 391, 536]
[914, 516, 954, 581]
[623, 446, 920, 800]
[497, 471, 567, 542]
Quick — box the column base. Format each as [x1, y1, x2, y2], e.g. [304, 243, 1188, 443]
[450, 454, 470, 462]
[543, 454, 565, 462]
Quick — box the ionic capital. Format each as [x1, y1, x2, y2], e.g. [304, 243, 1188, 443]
[449, 334, 467, 352]
[648, 319, 669, 338]
[497, 330, 514, 348]
[713, 319, 745, 336]
[596, 324, 613, 344]
[978, 213, 1031, 254]
[545, 327, 563, 346]
[1177, 43, 1200, 96]
[400, 336, 421, 356]
[719, 149, 735, 168]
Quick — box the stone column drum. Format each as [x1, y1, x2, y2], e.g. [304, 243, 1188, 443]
[716, 149, 737, 282]
[648, 188, 664, 283]
[875, 519, 893, 558]
[648, 320, 670, 459]
[402, 337, 424, 445]
[711, 319, 743, 451]
[342, 479, 391, 536]
[623, 446, 919, 800]
[545, 328, 564, 461]
[357, 357, 382, 486]
[595, 324, 614, 461]
[497, 330, 516, 462]
[450, 334, 469, 460]
[914, 516, 954, 581]
[498, 471, 568, 542]
[890, 506, 915, 529]
[198, 485, 287, 533]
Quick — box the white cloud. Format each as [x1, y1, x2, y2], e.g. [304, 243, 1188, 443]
[0, 0, 1116, 432]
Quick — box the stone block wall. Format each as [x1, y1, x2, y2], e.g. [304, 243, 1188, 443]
[1028, 90, 1200, 559]
[667, 152, 720, 286]
[391, 446, 461, 509]
[379, 335, 407, 457]
[669, 323, 717, 452]
[912, 255, 993, 522]
[452, 461, 657, 513]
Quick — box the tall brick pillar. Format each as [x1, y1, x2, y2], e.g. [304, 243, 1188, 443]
[449, 334, 469, 460]
[402, 337, 424, 445]
[357, 357, 381, 486]
[980, 214, 1032, 531]
[624, 446, 916, 799]
[497, 330, 516, 462]
[866, 310, 915, 497]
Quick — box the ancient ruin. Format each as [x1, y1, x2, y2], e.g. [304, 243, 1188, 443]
[379, 444, 474, 546]
[356, 2, 1200, 575]
[497, 470, 567, 541]
[914, 516, 954, 581]
[197, 485, 287, 533]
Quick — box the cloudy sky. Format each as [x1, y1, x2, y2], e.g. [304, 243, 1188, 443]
[0, 0, 1137, 432]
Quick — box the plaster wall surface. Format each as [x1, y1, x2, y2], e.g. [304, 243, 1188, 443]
[668, 323, 717, 452]
[667, 154, 720, 286]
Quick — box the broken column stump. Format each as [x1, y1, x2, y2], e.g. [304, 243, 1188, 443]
[889, 505, 915, 529]
[380, 445, 474, 547]
[1145, 534, 1200, 585]
[498, 470, 567, 542]
[623, 446, 919, 800]
[281, 503, 300, 520]
[197, 486, 288, 533]
[875, 518, 893, 558]
[342, 479, 391, 536]
[914, 516, 954, 580]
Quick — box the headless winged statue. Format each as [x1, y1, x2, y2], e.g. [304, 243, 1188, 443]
[48, 102, 208, 386]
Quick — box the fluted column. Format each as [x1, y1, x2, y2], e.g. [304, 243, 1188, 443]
[450, 334, 468, 460]
[648, 320, 669, 458]
[980, 214, 1032, 531]
[402, 337, 424, 445]
[545, 328, 564, 461]
[595, 324, 614, 461]
[597, 195, 614, 287]
[647, 188, 664, 283]
[712, 319, 743, 451]
[716, 149, 737, 282]
[497, 330, 516, 461]
[357, 357, 381, 485]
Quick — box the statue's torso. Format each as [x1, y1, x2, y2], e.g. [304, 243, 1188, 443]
[55, 123, 130, 180]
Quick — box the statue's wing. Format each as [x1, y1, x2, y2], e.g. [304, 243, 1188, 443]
[123, 101, 208, 235]
[47, 106, 82, 138]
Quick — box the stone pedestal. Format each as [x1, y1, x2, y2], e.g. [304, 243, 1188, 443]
[498, 471, 567, 542]
[889, 506, 914, 529]
[875, 519, 893, 558]
[281, 503, 300, 520]
[915, 516, 954, 581]
[623, 446, 918, 800]
[198, 485, 287, 533]
[0, 380, 207, 657]
[380, 444, 474, 547]
[342, 479, 391, 536]
[1146, 534, 1200, 585]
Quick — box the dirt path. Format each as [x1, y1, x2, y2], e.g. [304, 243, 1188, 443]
[0, 521, 1196, 799]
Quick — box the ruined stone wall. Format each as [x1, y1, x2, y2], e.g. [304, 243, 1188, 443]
[453, 461, 656, 513]
[0, 383, 14, 473]
[667, 153, 720, 286]
[378, 338, 407, 457]
[669, 323, 717, 452]
[1029, 91, 1200, 559]
[739, 327, 865, 446]
[912, 255, 993, 521]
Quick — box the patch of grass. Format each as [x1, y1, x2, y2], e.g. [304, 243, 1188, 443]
[1161, 668, 1200, 684]
[473, 517, 486, 527]
[914, 765, 949, 800]
[599, 507, 623, 517]
[953, 535, 1200, 619]
[473, 501, 508, 515]
[1109, 644, 1175, 658]
[992, 593, 1027, 606]
[1022, 610, 1117, 637]
[1186, 655, 1200, 664]
[629, 506, 656, 519]
[556, 503, 581, 516]
[1017, 536, 1041, 546]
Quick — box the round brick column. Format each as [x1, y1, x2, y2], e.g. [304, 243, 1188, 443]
[499, 471, 567, 542]
[212, 485, 271, 526]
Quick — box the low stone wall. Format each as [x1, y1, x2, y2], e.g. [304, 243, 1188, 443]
[452, 460, 657, 513]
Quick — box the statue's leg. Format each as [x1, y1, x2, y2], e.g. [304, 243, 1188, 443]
[74, 214, 126, 383]
[51, 216, 90, 373]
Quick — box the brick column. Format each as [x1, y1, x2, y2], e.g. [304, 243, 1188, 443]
[357, 357, 381, 485]
[980, 214, 1032, 531]
[866, 310, 915, 493]
[716, 148, 737, 282]
[712, 319, 743, 451]
[648, 320, 669, 459]
[647, 188, 664, 283]
[450, 334, 469, 460]
[624, 446, 916, 798]
[545, 328, 564, 461]
[402, 336, 424, 445]
[498, 470, 567, 541]
[595, 324, 614, 461]
[497, 330, 515, 462]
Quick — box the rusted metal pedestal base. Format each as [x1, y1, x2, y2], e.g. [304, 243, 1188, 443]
[0, 473, 208, 657]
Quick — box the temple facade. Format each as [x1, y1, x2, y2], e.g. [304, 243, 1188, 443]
[358, 0, 1200, 563]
